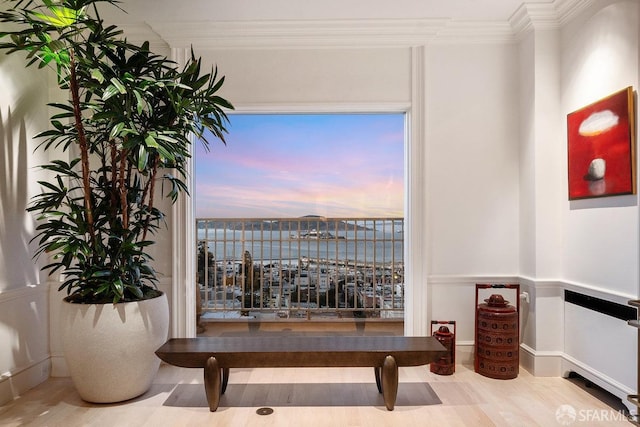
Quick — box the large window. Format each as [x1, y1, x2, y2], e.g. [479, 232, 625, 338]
[193, 113, 405, 320]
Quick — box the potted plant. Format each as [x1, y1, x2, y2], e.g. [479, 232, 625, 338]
[0, 0, 232, 402]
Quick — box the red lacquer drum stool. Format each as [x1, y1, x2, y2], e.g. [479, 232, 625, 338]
[475, 284, 520, 379]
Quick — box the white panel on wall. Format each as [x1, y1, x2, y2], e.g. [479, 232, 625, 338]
[517, 26, 564, 282]
[564, 205, 638, 297]
[429, 282, 477, 342]
[531, 29, 563, 281]
[519, 31, 537, 279]
[196, 48, 412, 107]
[426, 43, 520, 276]
[534, 286, 564, 351]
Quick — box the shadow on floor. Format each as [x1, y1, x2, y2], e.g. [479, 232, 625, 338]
[162, 382, 442, 408]
[566, 372, 630, 415]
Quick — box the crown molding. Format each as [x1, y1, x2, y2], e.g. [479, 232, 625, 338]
[510, 3, 562, 37]
[146, 18, 452, 49]
[146, 18, 522, 49]
[555, 0, 597, 25]
[116, 0, 603, 50]
[510, 0, 597, 39]
[431, 21, 517, 45]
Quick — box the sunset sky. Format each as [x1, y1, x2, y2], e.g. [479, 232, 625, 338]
[194, 113, 404, 218]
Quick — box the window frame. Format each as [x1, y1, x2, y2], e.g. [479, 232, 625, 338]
[171, 48, 427, 338]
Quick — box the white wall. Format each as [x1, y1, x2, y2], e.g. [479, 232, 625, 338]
[0, 51, 53, 404]
[561, 1, 639, 298]
[557, 0, 639, 405]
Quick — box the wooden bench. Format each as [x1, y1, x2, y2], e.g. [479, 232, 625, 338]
[155, 335, 446, 411]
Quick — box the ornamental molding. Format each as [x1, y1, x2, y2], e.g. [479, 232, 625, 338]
[510, 0, 597, 38]
[144, 18, 519, 48]
[144, 19, 452, 49]
[117, 0, 595, 49]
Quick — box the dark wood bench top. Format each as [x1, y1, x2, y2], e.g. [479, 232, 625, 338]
[155, 335, 446, 412]
[156, 335, 446, 368]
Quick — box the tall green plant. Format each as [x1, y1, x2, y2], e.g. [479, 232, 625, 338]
[0, 0, 233, 303]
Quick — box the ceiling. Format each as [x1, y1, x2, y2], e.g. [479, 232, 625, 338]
[103, 0, 559, 24]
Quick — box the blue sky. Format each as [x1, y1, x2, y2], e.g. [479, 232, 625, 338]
[194, 113, 404, 218]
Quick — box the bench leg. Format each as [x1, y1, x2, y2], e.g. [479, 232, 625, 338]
[221, 367, 230, 394]
[374, 367, 382, 393]
[204, 357, 221, 412]
[381, 355, 398, 411]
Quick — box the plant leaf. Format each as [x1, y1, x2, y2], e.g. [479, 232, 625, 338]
[138, 145, 148, 170]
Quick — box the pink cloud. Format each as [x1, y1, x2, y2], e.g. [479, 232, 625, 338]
[195, 113, 404, 218]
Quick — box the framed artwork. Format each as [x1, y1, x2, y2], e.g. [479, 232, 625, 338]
[567, 87, 636, 200]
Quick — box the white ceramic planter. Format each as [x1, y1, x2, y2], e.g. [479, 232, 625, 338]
[60, 292, 169, 403]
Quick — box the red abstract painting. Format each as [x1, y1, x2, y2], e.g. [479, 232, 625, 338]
[567, 87, 636, 200]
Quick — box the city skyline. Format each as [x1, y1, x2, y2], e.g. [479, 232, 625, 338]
[194, 113, 405, 218]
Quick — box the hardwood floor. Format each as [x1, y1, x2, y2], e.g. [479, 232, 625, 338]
[1, 321, 633, 426]
[0, 361, 633, 426]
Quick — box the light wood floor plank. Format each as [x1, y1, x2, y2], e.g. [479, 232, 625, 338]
[0, 362, 632, 426]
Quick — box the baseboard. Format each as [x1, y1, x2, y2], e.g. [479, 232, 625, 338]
[454, 341, 475, 366]
[0, 357, 50, 405]
[519, 343, 563, 376]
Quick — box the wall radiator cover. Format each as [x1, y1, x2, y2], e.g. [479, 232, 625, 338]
[563, 289, 637, 413]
